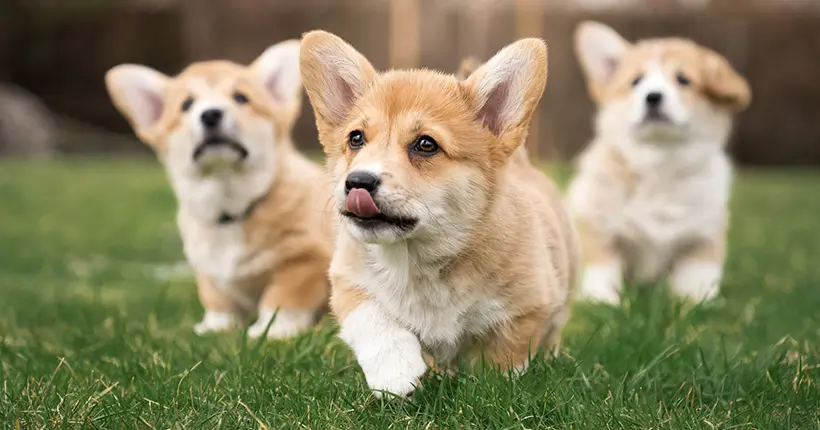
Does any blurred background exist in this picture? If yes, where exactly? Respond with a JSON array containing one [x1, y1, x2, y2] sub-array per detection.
[[1, 0, 818, 165]]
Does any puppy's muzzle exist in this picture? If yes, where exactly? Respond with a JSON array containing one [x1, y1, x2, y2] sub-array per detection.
[[192, 136, 249, 161], [643, 92, 671, 123], [192, 108, 248, 161]]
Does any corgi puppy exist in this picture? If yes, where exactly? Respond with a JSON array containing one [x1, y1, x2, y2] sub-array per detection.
[[567, 22, 751, 304], [105, 41, 333, 338], [299, 31, 579, 397]]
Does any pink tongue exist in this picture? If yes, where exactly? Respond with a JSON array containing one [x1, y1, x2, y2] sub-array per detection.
[[346, 188, 381, 218]]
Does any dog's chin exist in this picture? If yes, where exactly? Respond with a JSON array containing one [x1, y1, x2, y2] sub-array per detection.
[[343, 213, 420, 244], [192, 136, 249, 169], [634, 116, 688, 143]]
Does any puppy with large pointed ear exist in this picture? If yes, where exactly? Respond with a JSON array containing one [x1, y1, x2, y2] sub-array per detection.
[[574, 21, 631, 104], [567, 21, 750, 306], [300, 31, 578, 398], [106, 40, 304, 151], [105, 64, 170, 145], [103, 41, 335, 341], [574, 20, 750, 116]]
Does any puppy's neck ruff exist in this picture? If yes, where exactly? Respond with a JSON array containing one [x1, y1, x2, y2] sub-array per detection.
[[216, 192, 268, 225], [169, 143, 280, 226], [596, 112, 730, 178]]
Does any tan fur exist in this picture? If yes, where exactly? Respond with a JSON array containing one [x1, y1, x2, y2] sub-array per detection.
[[300, 31, 578, 393], [569, 22, 749, 303], [576, 32, 750, 112], [105, 41, 333, 337]]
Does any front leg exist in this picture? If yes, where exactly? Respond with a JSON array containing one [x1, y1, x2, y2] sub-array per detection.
[[333, 287, 427, 398], [194, 274, 245, 335], [670, 235, 725, 302], [247, 254, 329, 340], [577, 219, 624, 304]]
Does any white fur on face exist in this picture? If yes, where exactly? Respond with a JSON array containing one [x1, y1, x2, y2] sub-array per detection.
[[334, 155, 487, 251], [162, 81, 279, 225], [597, 60, 734, 147], [630, 62, 690, 131]]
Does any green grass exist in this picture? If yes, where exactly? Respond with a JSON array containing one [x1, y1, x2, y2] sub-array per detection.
[[1, 157, 819, 429]]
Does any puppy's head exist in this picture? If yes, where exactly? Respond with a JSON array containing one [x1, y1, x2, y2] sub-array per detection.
[[575, 21, 750, 143], [105, 40, 302, 174], [300, 31, 547, 245]]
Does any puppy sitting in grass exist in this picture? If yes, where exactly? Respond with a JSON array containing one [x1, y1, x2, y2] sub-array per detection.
[[300, 31, 579, 397], [567, 22, 751, 304], [105, 41, 332, 339]]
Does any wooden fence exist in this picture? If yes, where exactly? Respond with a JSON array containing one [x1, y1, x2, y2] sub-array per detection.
[[3, 0, 820, 165]]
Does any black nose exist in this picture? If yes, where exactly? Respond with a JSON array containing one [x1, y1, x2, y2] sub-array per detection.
[[200, 109, 223, 128], [345, 171, 381, 193], [645, 92, 663, 107]]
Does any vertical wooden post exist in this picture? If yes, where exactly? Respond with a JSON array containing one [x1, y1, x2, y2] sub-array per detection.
[[515, 0, 544, 160], [389, 0, 421, 69], [459, 0, 491, 63], [179, 0, 215, 62]]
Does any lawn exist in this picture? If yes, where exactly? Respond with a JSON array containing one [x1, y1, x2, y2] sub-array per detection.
[[0, 157, 818, 429]]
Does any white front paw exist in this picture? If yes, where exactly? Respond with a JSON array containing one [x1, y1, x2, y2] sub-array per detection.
[[340, 301, 427, 398], [247, 307, 316, 340], [671, 262, 722, 302], [361, 351, 427, 398], [194, 311, 240, 335], [581, 264, 623, 304]]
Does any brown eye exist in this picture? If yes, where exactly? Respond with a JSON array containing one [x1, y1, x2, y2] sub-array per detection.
[[411, 135, 439, 156], [348, 130, 365, 150], [676, 72, 691, 87], [232, 92, 249, 104], [181, 97, 194, 112], [632, 74, 644, 87]]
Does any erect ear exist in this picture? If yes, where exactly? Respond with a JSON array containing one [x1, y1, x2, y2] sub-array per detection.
[[105, 64, 169, 136], [574, 21, 631, 101], [701, 48, 751, 112], [299, 30, 377, 131], [462, 38, 547, 154], [250, 39, 302, 109]]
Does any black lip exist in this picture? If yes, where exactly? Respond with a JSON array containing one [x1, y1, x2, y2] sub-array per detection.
[[343, 212, 419, 230], [192, 136, 249, 161]]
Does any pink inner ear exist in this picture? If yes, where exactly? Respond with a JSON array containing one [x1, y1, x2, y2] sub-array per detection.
[[477, 80, 511, 136], [147, 92, 164, 124], [604, 57, 619, 80], [265, 69, 284, 104], [324, 74, 355, 123]]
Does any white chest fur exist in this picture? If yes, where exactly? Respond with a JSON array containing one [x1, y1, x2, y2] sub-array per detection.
[[622, 145, 730, 239], [178, 218, 271, 284], [350, 243, 508, 357], [171, 163, 276, 288], [617, 144, 731, 279]]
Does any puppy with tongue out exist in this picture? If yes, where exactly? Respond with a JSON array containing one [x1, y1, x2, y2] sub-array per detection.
[[301, 31, 580, 398], [346, 183, 381, 219]]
